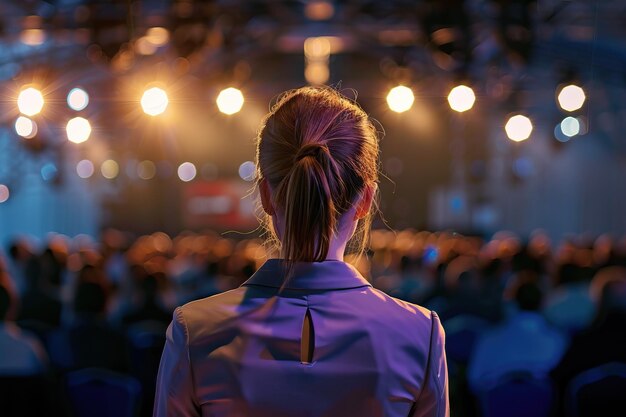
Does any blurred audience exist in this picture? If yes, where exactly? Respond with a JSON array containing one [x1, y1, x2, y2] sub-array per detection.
[[0, 227, 625, 416]]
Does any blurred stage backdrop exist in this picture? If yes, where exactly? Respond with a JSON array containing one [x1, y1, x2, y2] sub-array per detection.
[[1, 0, 626, 243]]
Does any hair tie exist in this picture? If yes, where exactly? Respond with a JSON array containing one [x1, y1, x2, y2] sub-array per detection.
[[295, 143, 329, 162]]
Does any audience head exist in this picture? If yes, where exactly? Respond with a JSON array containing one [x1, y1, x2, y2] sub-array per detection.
[[256, 86, 380, 266], [74, 278, 108, 316], [506, 273, 543, 312], [590, 266, 626, 322]]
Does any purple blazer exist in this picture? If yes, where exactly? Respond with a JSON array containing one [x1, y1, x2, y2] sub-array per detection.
[[154, 259, 449, 417]]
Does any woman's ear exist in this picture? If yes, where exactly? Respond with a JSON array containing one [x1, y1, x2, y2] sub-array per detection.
[[259, 178, 275, 216], [354, 183, 376, 220]]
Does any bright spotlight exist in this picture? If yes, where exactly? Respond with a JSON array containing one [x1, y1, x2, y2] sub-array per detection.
[[447, 85, 476, 112], [238, 161, 256, 182], [67, 88, 89, 111], [101, 160, 120, 179], [0, 185, 9, 203], [557, 85, 586, 112], [216, 88, 244, 115], [505, 115, 533, 142], [76, 160, 95, 179], [560, 116, 580, 137], [386, 86, 414, 113], [141, 87, 169, 116], [178, 162, 197, 182], [66, 117, 92, 144], [17, 87, 44, 116], [15, 116, 37, 138]]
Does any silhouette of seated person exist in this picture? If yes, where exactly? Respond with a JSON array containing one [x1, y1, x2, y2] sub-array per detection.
[[48, 268, 130, 373], [0, 279, 48, 376], [17, 249, 63, 329], [467, 276, 568, 393], [550, 266, 626, 416], [120, 271, 171, 327]]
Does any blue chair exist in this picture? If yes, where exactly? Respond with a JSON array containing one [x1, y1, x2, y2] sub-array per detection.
[[478, 371, 554, 417], [65, 368, 142, 417], [566, 362, 626, 417]]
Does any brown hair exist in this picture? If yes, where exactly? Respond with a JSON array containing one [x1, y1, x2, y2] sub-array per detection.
[[256, 86, 380, 271]]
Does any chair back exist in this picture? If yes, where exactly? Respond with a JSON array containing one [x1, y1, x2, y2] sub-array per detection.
[[566, 361, 626, 417], [65, 368, 141, 417], [478, 371, 554, 417]]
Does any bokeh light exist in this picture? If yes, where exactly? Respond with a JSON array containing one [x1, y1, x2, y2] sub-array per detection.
[[557, 85, 586, 112], [560, 116, 580, 137], [177, 162, 196, 182], [141, 87, 169, 116], [216, 88, 244, 115], [41, 163, 58, 182], [386, 86, 414, 113], [76, 160, 95, 179], [101, 159, 120, 179], [145, 27, 170, 46], [67, 88, 89, 111], [66, 117, 92, 144], [238, 161, 256, 181], [138, 160, 157, 180], [17, 87, 44, 116], [15, 116, 38, 138], [447, 85, 476, 112], [0, 185, 9, 203], [505, 115, 533, 142]]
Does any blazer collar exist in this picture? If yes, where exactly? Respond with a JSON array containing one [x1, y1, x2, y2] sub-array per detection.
[[242, 259, 372, 290]]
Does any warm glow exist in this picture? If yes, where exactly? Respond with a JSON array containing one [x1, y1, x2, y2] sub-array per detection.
[[387, 86, 414, 113], [557, 85, 586, 112], [15, 116, 37, 138], [67, 88, 89, 111], [178, 162, 197, 182], [304, 37, 331, 59], [447, 85, 476, 112], [304, 1, 334, 20], [141, 87, 169, 116], [66, 117, 92, 144], [101, 160, 120, 179], [505, 115, 533, 142], [0, 185, 9, 203], [76, 160, 95, 179], [305, 61, 330, 85], [20, 29, 46, 46], [17, 87, 44, 116], [145, 27, 170, 46], [216, 88, 244, 115]]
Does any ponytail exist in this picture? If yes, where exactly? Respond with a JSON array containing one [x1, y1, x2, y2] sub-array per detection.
[[256, 86, 380, 281]]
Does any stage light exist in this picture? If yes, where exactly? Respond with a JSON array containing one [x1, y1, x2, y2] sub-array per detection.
[[304, 37, 331, 59], [557, 85, 585, 112], [0, 185, 9, 203], [141, 87, 168, 116], [67, 88, 89, 111], [447, 85, 476, 112], [145, 27, 169, 46], [101, 159, 119, 179], [560, 116, 580, 137], [66, 117, 92, 144], [386, 86, 414, 113], [138, 160, 156, 180], [505, 115, 533, 142], [20, 29, 46, 46], [17, 87, 44, 116], [76, 160, 95, 179], [216, 88, 244, 115], [15, 116, 37, 139], [238, 161, 256, 182], [178, 162, 196, 182]]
